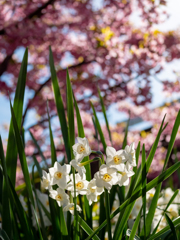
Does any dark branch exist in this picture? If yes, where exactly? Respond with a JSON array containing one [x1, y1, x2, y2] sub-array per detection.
[[22, 59, 95, 126], [0, 0, 55, 35], [0, 53, 13, 76]]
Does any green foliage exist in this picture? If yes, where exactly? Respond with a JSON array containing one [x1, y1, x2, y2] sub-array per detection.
[[0, 48, 180, 240]]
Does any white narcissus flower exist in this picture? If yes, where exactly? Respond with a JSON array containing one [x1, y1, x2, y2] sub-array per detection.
[[67, 173, 89, 197], [63, 203, 82, 215], [123, 143, 136, 167], [106, 146, 125, 171], [94, 164, 118, 192], [41, 170, 51, 190], [116, 165, 134, 186], [86, 179, 104, 205], [72, 137, 91, 162], [70, 159, 86, 177], [49, 162, 71, 189], [49, 187, 69, 207]]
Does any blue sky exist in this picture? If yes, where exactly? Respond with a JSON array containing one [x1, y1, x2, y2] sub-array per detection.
[[1, 0, 180, 140]]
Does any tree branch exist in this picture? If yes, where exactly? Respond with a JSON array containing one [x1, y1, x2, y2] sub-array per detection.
[[0, 0, 56, 35], [22, 59, 95, 126]]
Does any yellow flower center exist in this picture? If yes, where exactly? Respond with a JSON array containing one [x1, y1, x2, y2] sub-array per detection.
[[149, 193, 154, 198], [169, 208, 178, 217], [90, 187, 96, 193], [69, 206, 74, 210], [77, 144, 86, 154], [103, 173, 112, 182], [46, 200, 49, 206], [54, 171, 62, 179], [76, 181, 84, 190], [55, 194, 63, 201], [113, 155, 122, 164], [121, 172, 126, 177]]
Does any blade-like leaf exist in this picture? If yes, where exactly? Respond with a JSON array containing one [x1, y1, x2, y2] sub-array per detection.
[[32, 155, 42, 178], [49, 46, 71, 162], [77, 215, 100, 240], [128, 207, 142, 240], [0, 228, 11, 240], [29, 131, 48, 168], [10, 100, 34, 206], [97, 87, 112, 145], [164, 213, 178, 240], [6, 48, 28, 186], [86, 162, 180, 240], [8, 178, 34, 240], [66, 68, 75, 152], [152, 189, 179, 235], [163, 111, 180, 170], [90, 101, 107, 151], [0, 136, 12, 239], [141, 144, 147, 240], [73, 94, 92, 228], [147, 217, 180, 240], [47, 101, 57, 166]]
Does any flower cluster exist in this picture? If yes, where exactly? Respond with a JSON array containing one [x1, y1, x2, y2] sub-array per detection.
[[41, 137, 136, 214]]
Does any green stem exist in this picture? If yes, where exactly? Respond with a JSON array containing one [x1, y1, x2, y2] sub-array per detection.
[[80, 157, 102, 166], [104, 189, 112, 240], [91, 150, 105, 164], [72, 167, 79, 240]]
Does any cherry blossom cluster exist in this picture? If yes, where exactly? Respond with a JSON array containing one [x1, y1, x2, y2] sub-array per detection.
[[41, 137, 136, 214]]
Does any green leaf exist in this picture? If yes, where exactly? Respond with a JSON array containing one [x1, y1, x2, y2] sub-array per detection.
[[86, 162, 180, 240], [0, 136, 12, 239], [163, 110, 180, 170], [32, 155, 42, 178], [77, 215, 100, 240], [164, 214, 178, 240], [10, 99, 34, 206], [122, 114, 130, 149], [90, 102, 107, 151], [147, 217, 180, 240], [6, 48, 28, 187], [97, 87, 112, 145], [128, 207, 142, 240], [29, 131, 48, 168], [59, 207, 68, 236], [49, 46, 71, 162], [0, 228, 11, 240], [31, 204, 44, 240], [141, 144, 147, 240], [8, 178, 34, 240], [66, 68, 75, 153], [152, 189, 179, 235], [73, 94, 92, 228], [49, 197, 62, 239], [47, 101, 57, 166]]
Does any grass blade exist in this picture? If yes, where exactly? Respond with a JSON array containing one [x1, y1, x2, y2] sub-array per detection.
[[73, 94, 92, 228], [8, 178, 34, 240], [86, 162, 180, 240], [164, 213, 178, 240], [90, 102, 107, 151], [147, 217, 180, 240], [47, 101, 57, 166], [141, 144, 146, 240], [0, 228, 11, 240], [77, 215, 100, 240], [29, 131, 48, 168], [10, 99, 34, 206], [163, 110, 180, 170], [66, 68, 75, 153], [49, 46, 71, 162], [32, 155, 42, 178], [152, 189, 179, 235], [0, 136, 12, 239], [97, 87, 112, 145], [128, 207, 142, 240], [6, 48, 28, 187]]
